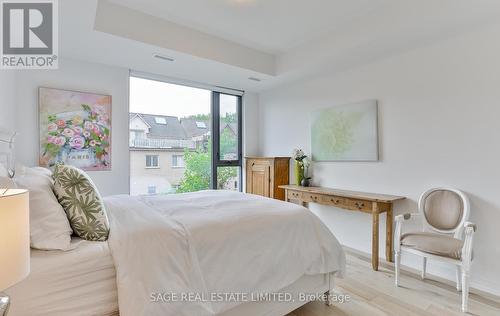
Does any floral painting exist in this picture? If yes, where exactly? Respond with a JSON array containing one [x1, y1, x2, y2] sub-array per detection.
[[39, 87, 112, 170], [311, 100, 378, 161]]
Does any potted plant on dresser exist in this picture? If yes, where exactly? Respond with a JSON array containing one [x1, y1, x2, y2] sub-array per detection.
[[292, 148, 311, 186]]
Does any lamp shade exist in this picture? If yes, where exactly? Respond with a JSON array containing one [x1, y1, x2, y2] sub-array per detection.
[[0, 189, 30, 291]]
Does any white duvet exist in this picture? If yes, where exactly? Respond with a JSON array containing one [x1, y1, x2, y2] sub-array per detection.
[[105, 190, 345, 316]]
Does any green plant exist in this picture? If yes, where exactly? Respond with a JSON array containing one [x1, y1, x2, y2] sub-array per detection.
[[176, 149, 211, 193], [176, 130, 238, 192]]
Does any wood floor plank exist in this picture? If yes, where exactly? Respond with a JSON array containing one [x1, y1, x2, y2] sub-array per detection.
[[370, 294, 434, 316], [335, 279, 378, 301], [426, 304, 464, 316]]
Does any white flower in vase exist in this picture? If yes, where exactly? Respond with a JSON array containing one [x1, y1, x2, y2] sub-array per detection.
[[292, 148, 306, 161]]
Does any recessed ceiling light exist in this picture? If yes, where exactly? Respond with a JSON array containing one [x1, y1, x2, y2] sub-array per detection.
[[153, 53, 175, 62], [248, 77, 261, 82]]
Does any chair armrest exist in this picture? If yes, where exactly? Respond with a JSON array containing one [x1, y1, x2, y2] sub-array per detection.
[[464, 221, 477, 232], [395, 213, 421, 222], [462, 222, 476, 265], [394, 213, 420, 253]]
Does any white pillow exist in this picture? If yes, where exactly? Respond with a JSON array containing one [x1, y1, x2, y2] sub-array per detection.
[[14, 166, 73, 250]]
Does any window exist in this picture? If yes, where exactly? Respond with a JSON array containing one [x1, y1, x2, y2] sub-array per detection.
[[195, 121, 206, 128], [212, 92, 242, 191], [147, 185, 156, 194], [133, 130, 145, 139], [154, 117, 167, 125], [129, 75, 243, 195], [172, 155, 185, 168], [145, 155, 159, 168]]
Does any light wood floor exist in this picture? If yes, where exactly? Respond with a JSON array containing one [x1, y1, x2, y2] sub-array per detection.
[[287, 251, 500, 316]]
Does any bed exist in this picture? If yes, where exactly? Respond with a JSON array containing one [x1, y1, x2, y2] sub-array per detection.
[[6, 190, 345, 316], [5, 239, 119, 316]]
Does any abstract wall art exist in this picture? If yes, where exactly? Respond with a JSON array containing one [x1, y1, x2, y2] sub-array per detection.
[[311, 100, 378, 161]]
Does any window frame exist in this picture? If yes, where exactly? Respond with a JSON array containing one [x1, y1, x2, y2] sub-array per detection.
[[154, 117, 167, 125], [195, 121, 207, 128], [145, 154, 160, 168], [171, 154, 185, 168], [147, 185, 157, 194], [211, 92, 243, 191], [133, 130, 145, 139]]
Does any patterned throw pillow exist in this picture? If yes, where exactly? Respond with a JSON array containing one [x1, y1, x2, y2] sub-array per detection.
[[53, 164, 109, 241]]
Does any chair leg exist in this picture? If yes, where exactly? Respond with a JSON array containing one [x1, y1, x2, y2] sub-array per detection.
[[326, 272, 335, 306], [421, 257, 427, 280], [456, 266, 461, 291], [395, 251, 401, 286], [461, 269, 470, 313]]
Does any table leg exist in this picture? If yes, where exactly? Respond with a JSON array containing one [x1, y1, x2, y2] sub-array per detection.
[[372, 202, 380, 271], [386, 204, 394, 262]]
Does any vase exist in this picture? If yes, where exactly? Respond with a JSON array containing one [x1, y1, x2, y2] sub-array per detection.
[[301, 178, 310, 187], [294, 160, 304, 186], [66, 148, 96, 169]]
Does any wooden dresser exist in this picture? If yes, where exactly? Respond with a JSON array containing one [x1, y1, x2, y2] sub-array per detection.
[[245, 157, 290, 201]]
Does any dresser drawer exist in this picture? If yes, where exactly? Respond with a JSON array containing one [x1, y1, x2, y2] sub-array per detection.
[[287, 190, 302, 200], [320, 195, 346, 207], [346, 199, 372, 212], [302, 192, 323, 203]]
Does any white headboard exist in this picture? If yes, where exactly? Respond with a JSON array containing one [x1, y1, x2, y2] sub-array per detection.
[[0, 129, 17, 179]]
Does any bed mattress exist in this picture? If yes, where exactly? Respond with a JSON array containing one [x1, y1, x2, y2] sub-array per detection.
[[5, 239, 118, 316]]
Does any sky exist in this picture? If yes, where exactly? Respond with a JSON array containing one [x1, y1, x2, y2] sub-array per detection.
[[220, 94, 238, 118], [129, 77, 238, 119], [129, 77, 211, 118]]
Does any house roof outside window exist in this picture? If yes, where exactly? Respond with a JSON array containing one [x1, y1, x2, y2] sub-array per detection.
[[130, 113, 237, 147], [131, 113, 187, 140]]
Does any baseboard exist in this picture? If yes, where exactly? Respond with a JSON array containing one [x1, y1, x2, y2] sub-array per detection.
[[342, 245, 500, 305]]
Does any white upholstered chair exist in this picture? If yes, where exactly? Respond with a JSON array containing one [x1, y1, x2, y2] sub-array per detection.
[[394, 188, 476, 312]]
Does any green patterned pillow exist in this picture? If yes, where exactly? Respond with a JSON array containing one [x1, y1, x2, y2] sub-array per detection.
[[53, 164, 109, 241]]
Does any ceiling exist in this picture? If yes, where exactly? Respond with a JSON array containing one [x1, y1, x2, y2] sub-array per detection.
[[59, 0, 500, 92], [106, 0, 390, 55]]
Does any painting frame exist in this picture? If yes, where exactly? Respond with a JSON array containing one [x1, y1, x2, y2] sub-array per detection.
[[311, 99, 379, 162], [38, 87, 112, 171]]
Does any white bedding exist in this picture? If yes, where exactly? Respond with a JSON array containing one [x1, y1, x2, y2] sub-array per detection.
[[106, 190, 346, 316], [5, 239, 118, 316]]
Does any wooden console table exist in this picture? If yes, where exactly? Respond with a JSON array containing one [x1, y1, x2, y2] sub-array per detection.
[[279, 185, 405, 271]]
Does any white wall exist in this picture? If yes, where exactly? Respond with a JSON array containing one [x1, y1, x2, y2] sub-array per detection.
[[243, 92, 260, 157], [242, 92, 260, 191], [14, 58, 130, 196], [257, 23, 500, 295], [0, 71, 17, 131]]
